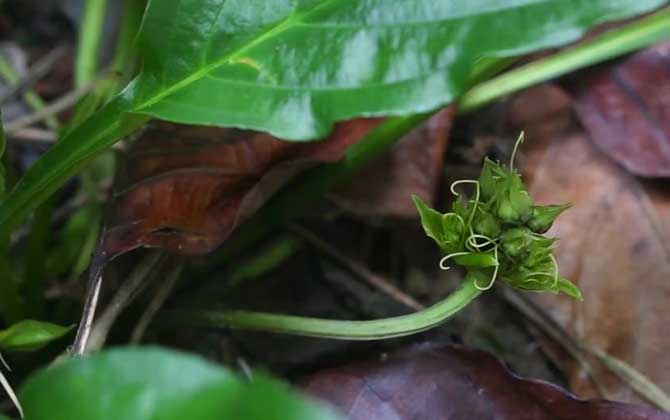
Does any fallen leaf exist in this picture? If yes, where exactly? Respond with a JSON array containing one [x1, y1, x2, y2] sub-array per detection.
[[331, 108, 455, 218], [523, 131, 670, 402], [569, 42, 670, 177], [302, 344, 669, 420], [102, 119, 382, 257]]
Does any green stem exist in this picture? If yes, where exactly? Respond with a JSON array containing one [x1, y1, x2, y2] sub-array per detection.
[[171, 279, 481, 340], [75, 0, 108, 88], [24, 197, 55, 318], [458, 8, 670, 113]]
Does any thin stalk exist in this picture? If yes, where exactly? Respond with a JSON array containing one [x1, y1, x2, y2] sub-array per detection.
[[0, 53, 59, 130], [169, 279, 481, 340], [459, 8, 670, 113], [75, 0, 108, 88]]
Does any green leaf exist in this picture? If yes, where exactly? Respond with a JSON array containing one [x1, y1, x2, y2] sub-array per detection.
[[527, 203, 572, 233], [0, 320, 73, 352], [556, 276, 583, 300], [412, 194, 444, 247], [20, 347, 342, 420], [0, 110, 6, 196], [129, 0, 665, 140]]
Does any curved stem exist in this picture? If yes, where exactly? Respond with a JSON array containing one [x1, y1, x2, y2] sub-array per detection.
[[170, 279, 481, 340]]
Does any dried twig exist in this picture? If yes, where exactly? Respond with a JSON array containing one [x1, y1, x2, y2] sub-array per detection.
[[0, 44, 68, 105], [85, 251, 163, 352], [5, 72, 107, 134], [0, 353, 23, 418]]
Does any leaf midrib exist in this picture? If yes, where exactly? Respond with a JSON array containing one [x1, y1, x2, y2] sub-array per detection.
[[134, 0, 345, 112]]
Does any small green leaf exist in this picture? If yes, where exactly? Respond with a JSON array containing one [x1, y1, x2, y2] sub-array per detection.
[[20, 347, 342, 420], [556, 277, 583, 300], [412, 195, 444, 247], [527, 203, 572, 233], [0, 320, 73, 352]]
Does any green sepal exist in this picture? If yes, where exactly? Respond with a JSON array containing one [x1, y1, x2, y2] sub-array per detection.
[[453, 252, 498, 268], [478, 157, 503, 201], [556, 277, 583, 300], [412, 195, 444, 248], [527, 203, 572, 233]]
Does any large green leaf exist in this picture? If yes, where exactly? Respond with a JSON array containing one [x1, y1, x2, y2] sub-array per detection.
[[0, 0, 665, 237], [0, 320, 73, 352], [129, 0, 664, 139], [20, 347, 341, 420]]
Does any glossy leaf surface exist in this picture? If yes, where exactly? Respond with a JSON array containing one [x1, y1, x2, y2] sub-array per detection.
[[129, 0, 666, 140]]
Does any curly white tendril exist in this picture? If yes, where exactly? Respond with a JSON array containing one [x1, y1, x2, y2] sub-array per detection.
[[509, 131, 525, 171], [450, 179, 480, 226], [522, 255, 559, 289], [439, 252, 470, 270], [473, 246, 500, 291], [466, 233, 497, 252]]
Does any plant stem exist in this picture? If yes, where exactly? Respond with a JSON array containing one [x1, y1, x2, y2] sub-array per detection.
[[458, 8, 670, 113], [75, 0, 108, 88], [169, 278, 481, 340]]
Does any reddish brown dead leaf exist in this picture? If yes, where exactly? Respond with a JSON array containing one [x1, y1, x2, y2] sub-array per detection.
[[523, 131, 670, 403], [302, 344, 669, 420], [569, 42, 670, 177], [103, 119, 382, 257], [331, 108, 455, 218]]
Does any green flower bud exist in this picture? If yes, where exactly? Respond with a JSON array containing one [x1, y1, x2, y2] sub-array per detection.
[[473, 209, 501, 238], [491, 173, 532, 224], [500, 227, 533, 258], [527, 204, 571, 233], [441, 213, 466, 253]]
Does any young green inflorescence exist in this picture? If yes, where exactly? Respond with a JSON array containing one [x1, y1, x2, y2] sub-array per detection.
[[413, 133, 581, 299], [175, 133, 581, 341]]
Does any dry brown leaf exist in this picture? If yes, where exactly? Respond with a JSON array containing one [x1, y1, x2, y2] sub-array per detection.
[[331, 108, 455, 218], [523, 131, 670, 402], [102, 119, 382, 257], [302, 344, 669, 420], [569, 42, 670, 177]]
